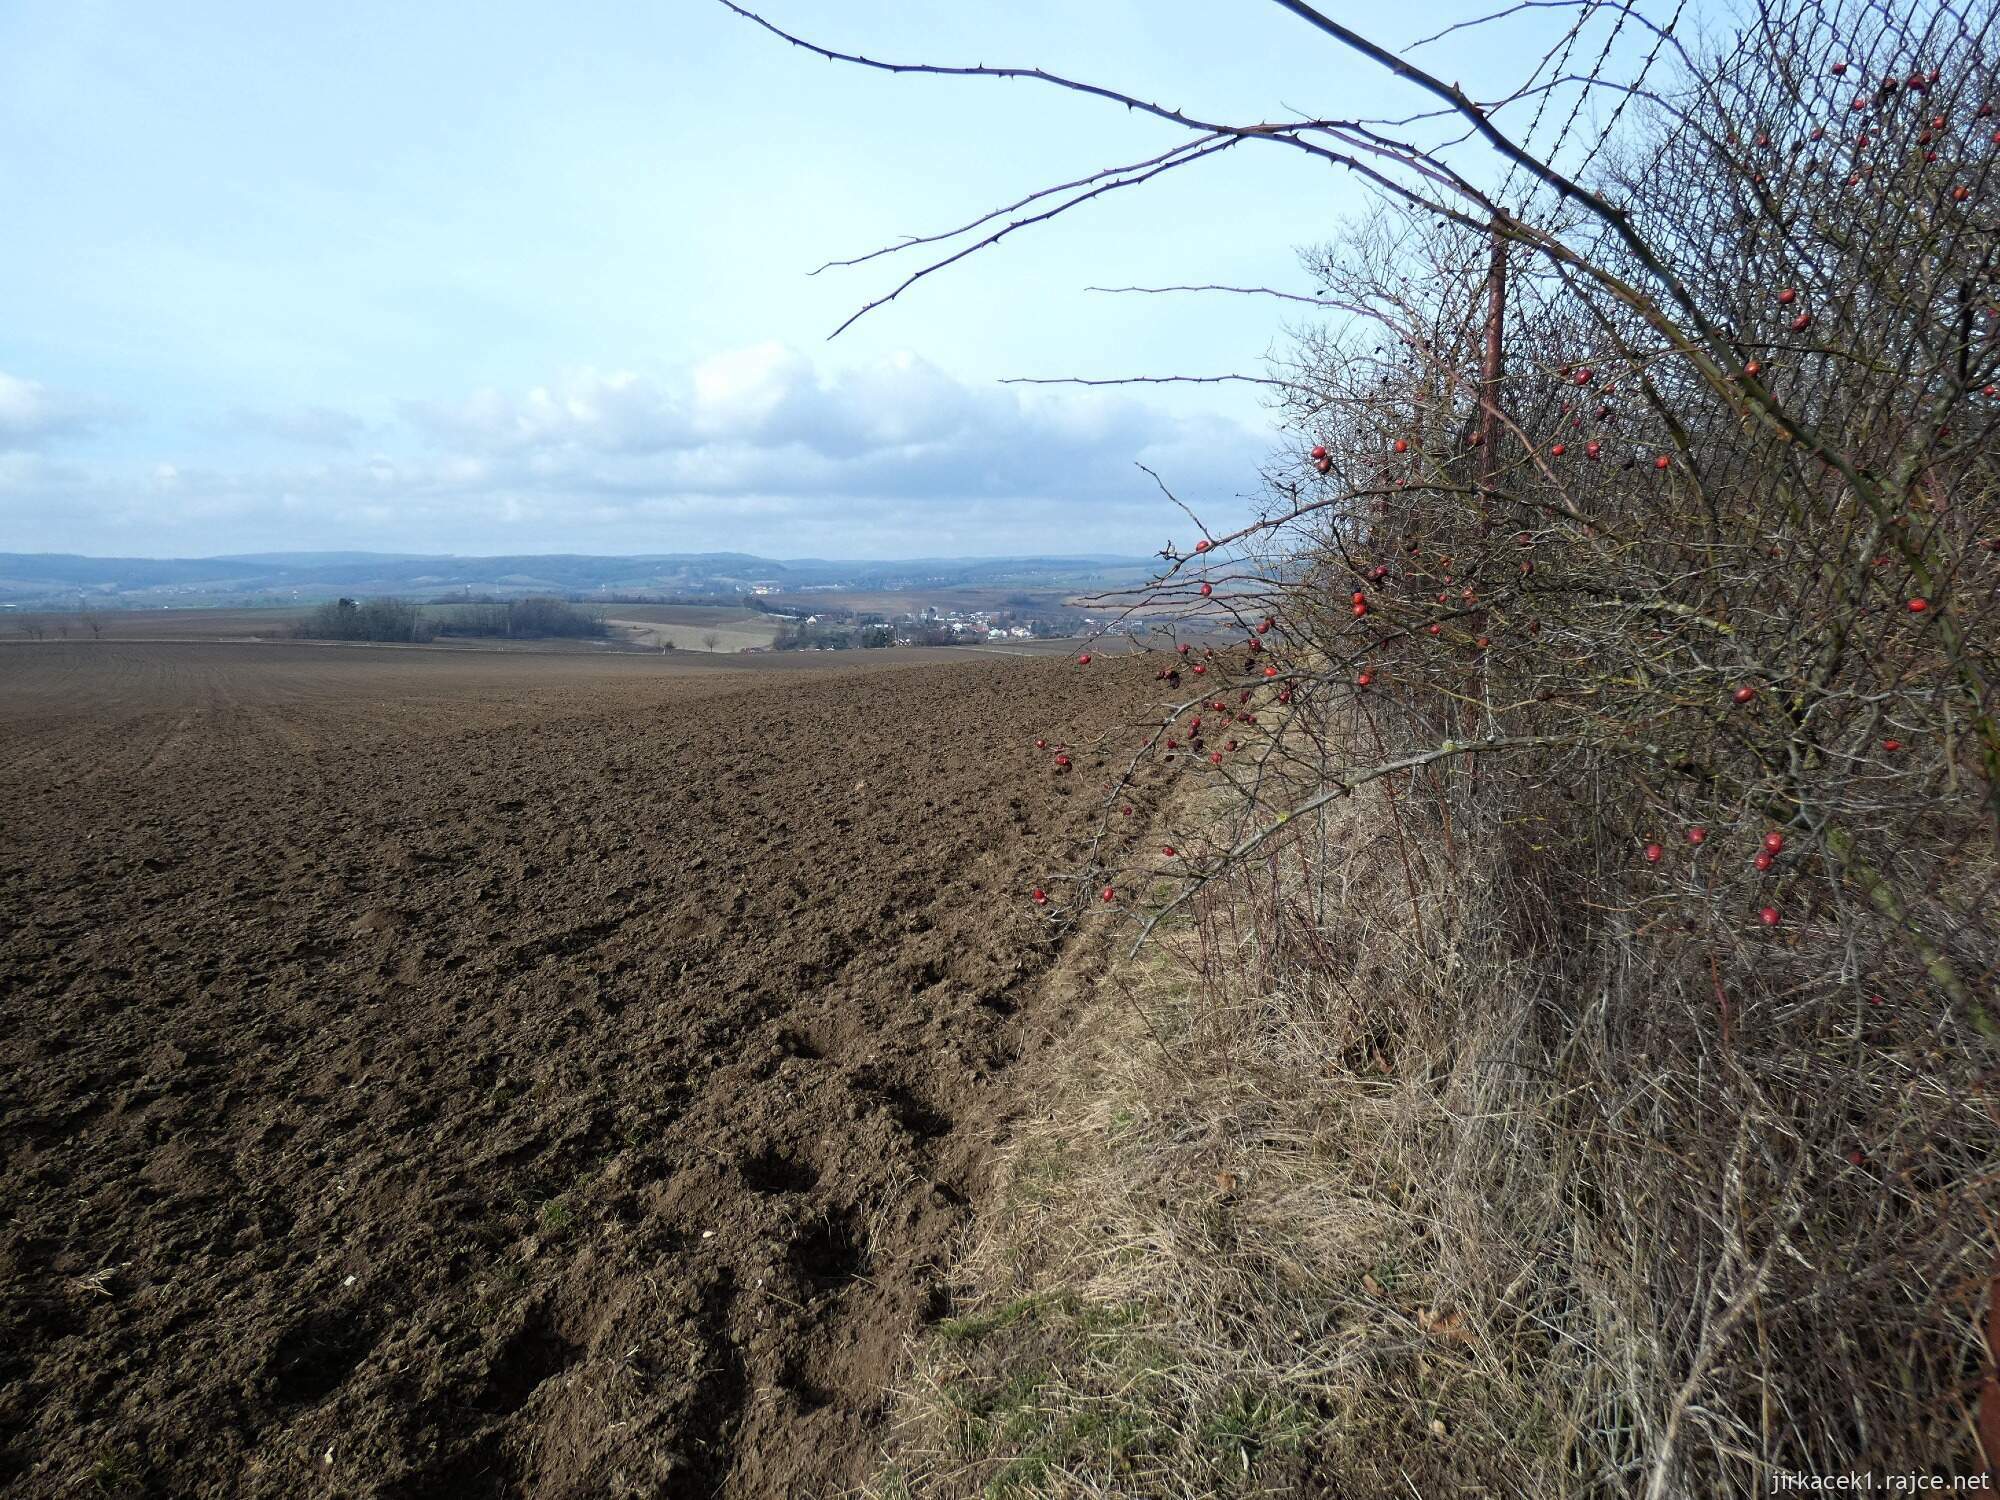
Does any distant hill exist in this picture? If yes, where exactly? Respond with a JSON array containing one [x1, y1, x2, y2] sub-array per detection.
[[210, 551, 439, 566], [0, 551, 1160, 608]]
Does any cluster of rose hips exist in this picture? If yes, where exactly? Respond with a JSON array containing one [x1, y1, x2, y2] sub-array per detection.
[[1711, 56, 1991, 203], [1640, 823, 1796, 928], [1345, 359, 1686, 475], [1330, 545, 1503, 654], [1151, 649, 1281, 771], [1543, 368, 1688, 470], [1034, 644, 1275, 911]]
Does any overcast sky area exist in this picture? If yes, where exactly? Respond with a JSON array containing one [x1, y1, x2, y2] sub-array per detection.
[[1, 1, 1566, 560]]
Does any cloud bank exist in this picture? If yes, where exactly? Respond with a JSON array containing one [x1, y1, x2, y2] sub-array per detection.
[[0, 347, 1272, 557]]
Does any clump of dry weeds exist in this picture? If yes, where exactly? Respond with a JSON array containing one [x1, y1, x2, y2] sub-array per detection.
[[874, 743, 1995, 1496]]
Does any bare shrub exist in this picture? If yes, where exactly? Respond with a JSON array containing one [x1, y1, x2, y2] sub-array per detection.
[[730, 0, 2000, 1488], [1101, 11, 1999, 1487], [437, 596, 607, 640], [294, 596, 433, 643]]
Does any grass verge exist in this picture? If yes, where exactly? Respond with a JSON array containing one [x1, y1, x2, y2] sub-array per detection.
[[869, 769, 1993, 1496]]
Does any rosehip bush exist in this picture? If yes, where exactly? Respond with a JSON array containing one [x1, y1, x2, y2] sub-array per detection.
[[732, 0, 2000, 1486], [1083, 1, 2000, 1485]]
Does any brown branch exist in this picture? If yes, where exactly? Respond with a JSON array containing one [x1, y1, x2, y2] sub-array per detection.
[[1085, 282, 1371, 314], [822, 136, 1242, 338], [810, 137, 1230, 276], [997, 372, 1305, 391]]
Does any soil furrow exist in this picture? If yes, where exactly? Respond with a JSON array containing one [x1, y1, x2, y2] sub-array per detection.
[[0, 641, 1160, 1499]]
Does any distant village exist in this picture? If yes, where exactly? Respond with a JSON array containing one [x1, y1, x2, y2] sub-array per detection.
[[767, 600, 1088, 651]]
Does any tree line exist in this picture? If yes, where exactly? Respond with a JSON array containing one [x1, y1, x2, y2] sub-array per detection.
[[293, 596, 607, 643]]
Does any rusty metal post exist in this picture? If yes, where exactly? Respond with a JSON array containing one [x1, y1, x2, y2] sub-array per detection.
[[1472, 217, 1507, 754], [1478, 215, 1507, 508]]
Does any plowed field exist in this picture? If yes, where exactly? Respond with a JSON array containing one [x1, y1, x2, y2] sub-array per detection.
[[0, 642, 1158, 1498]]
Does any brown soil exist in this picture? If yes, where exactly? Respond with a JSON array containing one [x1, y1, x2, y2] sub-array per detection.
[[0, 642, 1159, 1498]]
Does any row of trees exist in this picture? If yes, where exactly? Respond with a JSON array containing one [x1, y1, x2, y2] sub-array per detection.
[[293, 596, 607, 643], [294, 596, 432, 643], [9, 614, 104, 641], [434, 597, 608, 640]]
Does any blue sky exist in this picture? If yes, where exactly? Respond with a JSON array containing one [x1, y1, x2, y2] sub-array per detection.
[[0, 1, 1556, 559]]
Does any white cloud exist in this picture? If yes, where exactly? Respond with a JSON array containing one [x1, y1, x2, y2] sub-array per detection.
[[401, 370, 697, 455], [0, 372, 120, 449], [1, 345, 1273, 556], [689, 342, 814, 442], [399, 345, 1254, 502]]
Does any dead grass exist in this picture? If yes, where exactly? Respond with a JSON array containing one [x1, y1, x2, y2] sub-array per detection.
[[871, 750, 1997, 1497]]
